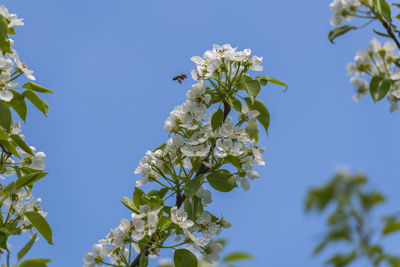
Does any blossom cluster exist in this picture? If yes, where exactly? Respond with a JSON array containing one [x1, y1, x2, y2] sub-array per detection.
[[329, 0, 363, 26], [0, 6, 35, 102], [347, 38, 400, 111], [85, 44, 276, 267], [0, 5, 53, 265]]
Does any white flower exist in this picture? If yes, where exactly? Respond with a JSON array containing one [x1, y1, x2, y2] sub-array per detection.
[[131, 205, 161, 241], [196, 187, 212, 204], [186, 81, 211, 105], [0, 6, 24, 27], [170, 206, 194, 229], [32, 152, 46, 170], [251, 56, 263, 71], [205, 240, 223, 262], [106, 218, 131, 251], [250, 141, 265, 166], [12, 51, 35, 81], [180, 142, 211, 158], [329, 0, 360, 26], [215, 138, 244, 158], [186, 129, 209, 146]]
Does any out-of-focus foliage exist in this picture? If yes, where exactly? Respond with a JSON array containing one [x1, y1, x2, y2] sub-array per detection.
[[306, 171, 400, 267]]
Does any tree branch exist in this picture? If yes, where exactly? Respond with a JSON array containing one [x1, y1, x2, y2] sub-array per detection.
[[129, 101, 232, 267], [382, 21, 400, 50]]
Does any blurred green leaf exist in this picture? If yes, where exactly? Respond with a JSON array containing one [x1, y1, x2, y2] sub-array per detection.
[[223, 252, 253, 262], [325, 251, 356, 267], [17, 234, 37, 261], [373, 0, 392, 22], [328, 25, 358, 43], [24, 211, 53, 244], [383, 217, 400, 235], [8, 90, 27, 122], [23, 82, 53, 94], [19, 258, 51, 267], [16, 171, 47, 189], [23, 91, 50, 116], [0, 101, 11, 132], [10, 134, 34, 156], [174, 249, 198, 267], [0, 139, 20, 158], [369, 76, 391, 102]]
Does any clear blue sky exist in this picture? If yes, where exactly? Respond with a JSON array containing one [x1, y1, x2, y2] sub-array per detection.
[[2, 0, 400, 266]]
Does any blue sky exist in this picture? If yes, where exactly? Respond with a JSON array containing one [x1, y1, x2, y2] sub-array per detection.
[[2, 0, 400, 266]]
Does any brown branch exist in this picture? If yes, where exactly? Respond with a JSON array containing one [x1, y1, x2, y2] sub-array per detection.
[[382, 21, 400, 49], [129, 101, 232, 267]]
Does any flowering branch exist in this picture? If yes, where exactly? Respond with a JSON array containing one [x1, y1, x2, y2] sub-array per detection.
[[85, 44, 286, 267], [0, 5, 53, 267], [327, 0, 400, 112]]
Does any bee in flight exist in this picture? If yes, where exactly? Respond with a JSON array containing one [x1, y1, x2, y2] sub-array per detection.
[[172, 73, 187, 84]]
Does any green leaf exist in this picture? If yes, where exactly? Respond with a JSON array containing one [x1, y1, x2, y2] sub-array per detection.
[[373, 29, 391, 38], [229, 97, 242, 112], [148, 188, 169, 199], [206, 169, 237, 192], [0, 101, 12, 132], [0, 15, 8, 37], [359, 192, 386, 210], [373, 0, 391, 23], [9, 90, 27, 122], [0, 15, 10, 53], [0, 139, 20, 158], [223, 252, 253, 262], [19, 258, 51, 267], [23, 82, 54, 94], [211, 108, 224, 131], [22, 91, 50, 116], [244, 98, 270, 135], [133, 187, 147, 210], [184, 174, 204, 199], [369, 76, 391, 102], [325, 252, 357, 267], [0, 127, 8, 140], [139, 253, 149, 267], [158, 216, 172, 231], [17, 234, 37, 261], [245, 122, 259, 142], [241, 76, 261, 104], [10, 134, 34, 156], [24, 211, 53, 244], [255, 75, 288, 91], [174, 249, 198, 267], [328, 25, 358, 43], [152, 143, 166, 152], [223, 155, 243, 169], [2, 182, 16, 196], [8, 27, 16, 35], [16, 172, 48, 189], [121, 197, 137, 212], [383, 217, 400, 235], [184, 196, 203, 221]]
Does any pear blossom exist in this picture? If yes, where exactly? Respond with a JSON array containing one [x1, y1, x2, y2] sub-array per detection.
[[204, 240, 223, 262], [170, 206, 194, 229]]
